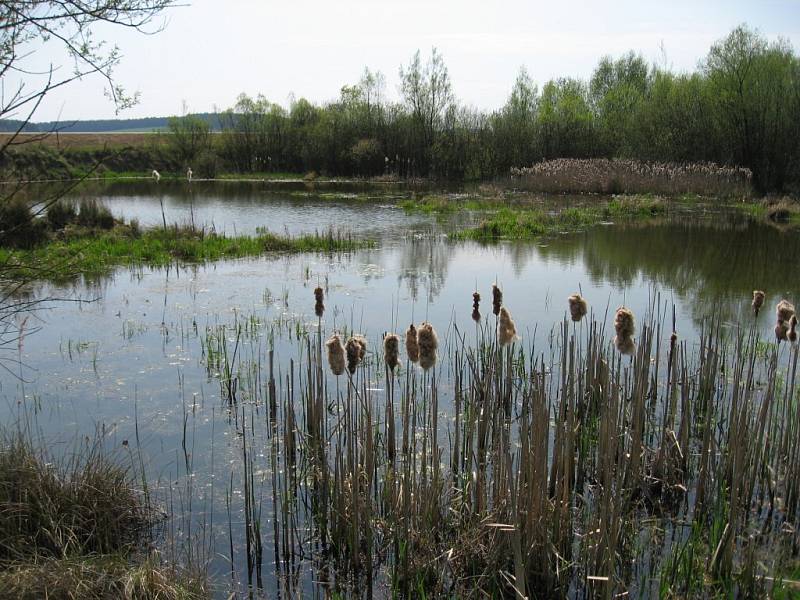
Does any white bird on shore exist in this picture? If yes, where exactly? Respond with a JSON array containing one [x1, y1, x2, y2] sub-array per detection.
[[186, 167, 193, 182], [152, 169, 161, 182]]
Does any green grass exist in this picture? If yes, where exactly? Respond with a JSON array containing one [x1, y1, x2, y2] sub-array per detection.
[[450, 195, 667, 241], [0, 225, 369, 282]]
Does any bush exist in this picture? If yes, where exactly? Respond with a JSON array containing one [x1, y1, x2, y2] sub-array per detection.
[[45, 200, 77, 230], [0, 199, 47, 248], [350, 138, 385, 176], [77, 198, 115, 229], [194, 149, 218, 179]]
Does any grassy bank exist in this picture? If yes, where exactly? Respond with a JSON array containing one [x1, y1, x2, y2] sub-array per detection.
[[0, 433, 206, 599], [401, 193, 668, 240], [0, 223, 369, 282]]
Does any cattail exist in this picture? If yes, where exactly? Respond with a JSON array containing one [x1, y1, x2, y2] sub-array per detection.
[[790, 316, 798, 344], [354, 334, 367, 359], [384, 333, 399, 371], [752, 290, 765, 316], [417, 322, 438, 370], [777, 299, 795, 323], [614, 307, 635, 339], [498, 306, 519, 346], [614, 306, 635, 355], [615, 335, 636, 355], [492, 284, 503, 316], [568, 293, 588, 322], [776, 321, 789, 342], [472, 291, 481, 322], [325, 334, 345, 376], [405, 324, 419, 363], [345, 335, 366, 374], [314, 286, 325, 317]]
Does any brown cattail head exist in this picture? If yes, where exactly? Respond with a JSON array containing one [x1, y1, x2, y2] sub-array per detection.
[[417, 322, 438, 370], [384, 333, 399, 371], [752, 290, 765, 315], [471, 308, 481, 322], [345, 335, 367, 374], [670, 331, 678, 347], [568, 293, 588, 322], [614, 306, 635, 355], [472, 291, 481, 311], [614, 307, 635, 339], [405, 324, 419, 363], [498, 306, 519, 346], [314, 286, 325, 317], [790, 316, 798, 344], [776, 321, 789, 342], [615, 335, 636, 355], [777, 299, 795, 324], [492, 284, 503, 316], [325, 334, 345, 376]]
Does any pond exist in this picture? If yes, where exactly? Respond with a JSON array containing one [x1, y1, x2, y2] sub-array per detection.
[[2, 182, 798, 597]]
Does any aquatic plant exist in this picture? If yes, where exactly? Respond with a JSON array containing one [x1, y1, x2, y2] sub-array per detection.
[[314, 286, 324, 317], [776, 299, 795, 323], [789, 316, 797, 343], [498, 307, 519, 346], [492, 284, 503, 316], [752, 290, 765, 316], [325, 334, 345, 375], [568, 292, 588, 322], [345, 335, 367, 374], [613, 306, 635, 354], [510, 158, 752, 197], [384, 333, 399, 371], [472, 291, 481, 322], [417, 322, 438, 370], [405, 324, 419, 363]]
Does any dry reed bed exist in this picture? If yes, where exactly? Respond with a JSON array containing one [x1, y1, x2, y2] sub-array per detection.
[[510, 158, 753, 197], [197, 291, 800, 598]]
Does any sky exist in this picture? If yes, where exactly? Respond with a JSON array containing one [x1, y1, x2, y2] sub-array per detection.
[[8, 0, 800, 122]]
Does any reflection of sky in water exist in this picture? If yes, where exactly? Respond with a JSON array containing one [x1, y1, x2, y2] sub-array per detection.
[[2, 193, 798, 594]]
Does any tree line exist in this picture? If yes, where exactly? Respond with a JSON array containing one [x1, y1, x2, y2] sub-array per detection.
[[169, 25, 799, 193]]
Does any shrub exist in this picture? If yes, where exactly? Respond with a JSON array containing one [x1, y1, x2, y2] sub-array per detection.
[[194, 149, 218, 179], [0, 198, 47, 248], [77, 198, 115, 229], [45, 200, 77, 230]]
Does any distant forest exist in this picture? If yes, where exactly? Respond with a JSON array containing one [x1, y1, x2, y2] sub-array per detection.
[[4, 25, 800, 193], [0, 113, 223, 133]]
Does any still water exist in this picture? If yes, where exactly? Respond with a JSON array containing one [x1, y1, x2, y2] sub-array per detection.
[[2, 183, 797, 595]]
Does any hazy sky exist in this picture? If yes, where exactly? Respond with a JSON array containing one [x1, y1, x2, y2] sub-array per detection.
[[10, 0, 800, 122]]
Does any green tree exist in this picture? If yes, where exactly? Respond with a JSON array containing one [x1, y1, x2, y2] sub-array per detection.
[[704, 25, 800, 191], [400, 48, 455, 175], [590, 52, 649, 155], [167, 114, 211, 166]]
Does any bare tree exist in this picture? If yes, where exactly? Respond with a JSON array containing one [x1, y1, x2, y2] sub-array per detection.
[[0, 1, 178, 370]]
